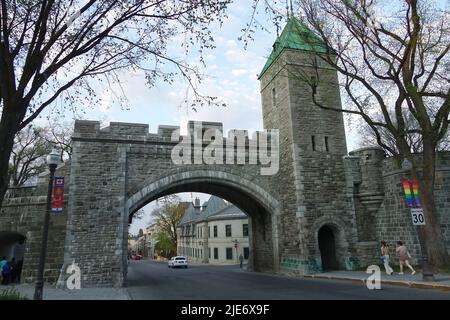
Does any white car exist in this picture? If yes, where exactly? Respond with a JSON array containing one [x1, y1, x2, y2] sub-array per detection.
[[168, 256, 188, 268]]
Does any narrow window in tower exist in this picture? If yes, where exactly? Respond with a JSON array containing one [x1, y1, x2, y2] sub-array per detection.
[[311, 76, 317, 94], [325, 136, 329, 152], [311, 136, 316, 151], [272, 87, 277, 108]]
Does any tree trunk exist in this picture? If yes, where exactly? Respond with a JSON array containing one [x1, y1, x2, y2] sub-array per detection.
[[0, 109, 22, 209], [417, 144, 450, 269]]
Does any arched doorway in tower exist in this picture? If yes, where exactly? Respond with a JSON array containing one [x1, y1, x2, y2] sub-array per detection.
[[318, 225, 338, 271], [0, 231, 26, 283]]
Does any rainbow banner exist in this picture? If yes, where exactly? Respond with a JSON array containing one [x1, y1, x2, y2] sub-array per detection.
[[411, 180, 422, 208], [402, 180, 414, 208], [402, 180, 421, 208]]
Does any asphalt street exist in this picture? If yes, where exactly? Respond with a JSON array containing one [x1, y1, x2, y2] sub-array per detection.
[[125, 259, 450, 300]]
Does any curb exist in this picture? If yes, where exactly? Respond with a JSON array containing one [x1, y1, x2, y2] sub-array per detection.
[[304, 274, 450, 291]]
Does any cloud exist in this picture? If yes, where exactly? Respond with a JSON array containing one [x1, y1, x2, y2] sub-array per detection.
[[231, 69, 248, 76], [99, 90, 113, 113]]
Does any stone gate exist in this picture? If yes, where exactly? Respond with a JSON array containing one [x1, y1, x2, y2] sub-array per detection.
[[1, 17, 449, 287]]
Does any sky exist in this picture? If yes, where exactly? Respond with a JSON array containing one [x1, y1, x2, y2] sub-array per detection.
[[33, 1, 370, 235]]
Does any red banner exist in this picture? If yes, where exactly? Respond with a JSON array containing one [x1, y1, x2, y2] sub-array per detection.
[[51, 177, 64, 213]]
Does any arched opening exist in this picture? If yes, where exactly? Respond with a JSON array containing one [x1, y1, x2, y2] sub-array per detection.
[[124, 172, 280, 286], [127, 192, 253, 285], [0, 231, 26, 284], [318, 226, 338, 271]]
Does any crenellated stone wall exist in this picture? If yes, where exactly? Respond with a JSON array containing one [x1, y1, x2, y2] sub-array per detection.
[[0, 162, 70, 284], [345, 150, 450, 267]]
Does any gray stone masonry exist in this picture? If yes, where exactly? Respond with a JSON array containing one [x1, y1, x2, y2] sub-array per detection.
[[1, 25, 449, 287]]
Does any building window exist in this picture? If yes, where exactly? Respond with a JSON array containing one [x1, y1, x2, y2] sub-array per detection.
[[213, 226, 218, 237], [225, 225, 232, 237], [271, 87, 277, 108], [209, 247, 211, 259], [226, 248, 233, 260], [214, 248, 218, 259], [209, 226, 211, 238], [244, 247, 249, 259], [311, 136, 316, 151], [243, 224, 249, 237], [200, 249, 202, 258], [325, 136, 329, 152]]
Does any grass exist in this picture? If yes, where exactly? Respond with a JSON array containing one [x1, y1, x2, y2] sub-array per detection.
[[0, 287, 28, 300]]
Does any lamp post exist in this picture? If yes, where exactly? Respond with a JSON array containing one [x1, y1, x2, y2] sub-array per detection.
[[401, 159, 434, 282], [232, 239, 239, 263], [34, 148, 60, 300]]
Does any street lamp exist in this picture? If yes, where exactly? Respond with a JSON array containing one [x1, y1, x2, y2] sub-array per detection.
[[34, 148, 60, 300], [232, 239, 239, 263], [401, 159, 434, 282]]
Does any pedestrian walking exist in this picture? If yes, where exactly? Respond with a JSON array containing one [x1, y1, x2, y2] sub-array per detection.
[[380, 241, 393, 275], [9, 258, 18, 283], [0, 256, 6, 284], [239, 254, 244, 269], [16, 260, 23, 283], [396, 241, 416, 275], [1, 260, 11, 285]]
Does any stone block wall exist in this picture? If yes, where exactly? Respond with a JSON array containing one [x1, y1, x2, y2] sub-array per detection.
[[1, 162, 70, 284], [57, 120, 283, 286], [375, 152, 450, 266]]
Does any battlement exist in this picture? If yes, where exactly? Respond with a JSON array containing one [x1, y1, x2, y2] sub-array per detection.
[[72, 120, 278, 149], [382, 151, 450, 176]]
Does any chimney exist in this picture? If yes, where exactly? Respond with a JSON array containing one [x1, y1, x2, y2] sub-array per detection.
[[194, 198, 200, 208]]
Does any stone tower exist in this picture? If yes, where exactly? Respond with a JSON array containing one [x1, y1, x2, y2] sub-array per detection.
[[259, 17, 359, 273]]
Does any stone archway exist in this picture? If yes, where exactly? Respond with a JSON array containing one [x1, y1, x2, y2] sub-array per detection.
[[123, 170, 281, 284], [318, 226, 338, 271], [0, 231, 26, 259], [311, 217, 352, 271], [0, 231, 26, 283]]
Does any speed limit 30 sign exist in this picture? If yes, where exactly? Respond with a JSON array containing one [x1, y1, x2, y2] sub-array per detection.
[[410, 208, 426, 225]]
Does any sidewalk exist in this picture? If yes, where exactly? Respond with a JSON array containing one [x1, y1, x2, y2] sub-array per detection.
[[304, 271, 450, 291], [5, 284, 130, 300]]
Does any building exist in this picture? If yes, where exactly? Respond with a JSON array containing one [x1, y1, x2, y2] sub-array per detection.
[[177, 196, 250, 264], [146, 223, 157, 258], [1, 17, 449, 287]]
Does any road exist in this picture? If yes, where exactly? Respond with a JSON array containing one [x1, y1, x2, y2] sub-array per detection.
[[125, 259, 450, 300]]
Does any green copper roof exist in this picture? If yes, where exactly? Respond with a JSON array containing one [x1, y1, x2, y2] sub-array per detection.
[[259, 17, 328, 78]]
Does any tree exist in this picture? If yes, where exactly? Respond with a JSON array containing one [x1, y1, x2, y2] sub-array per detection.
[[132, 208, 146, 220], [284, 0, 450, 268], [0, 0, 231, 209], [9, 125, 51, 186], [356, 111, 450, 154], [8, 122, 73, 187], [42, 121, 74, 161], [154, 230, 174, 258], [151, 195, 187, 257]]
